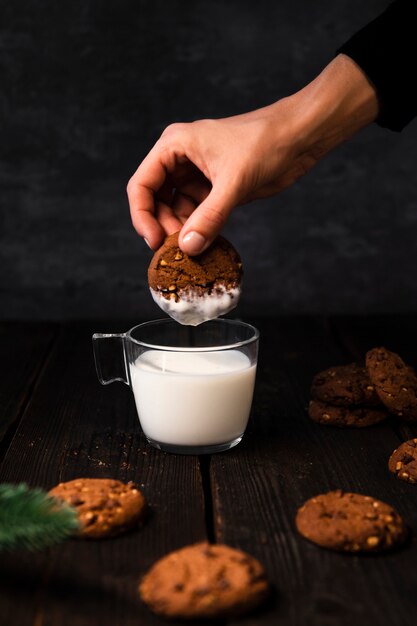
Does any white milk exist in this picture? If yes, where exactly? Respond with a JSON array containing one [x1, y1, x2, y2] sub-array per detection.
[[129, 350, 256, 446]]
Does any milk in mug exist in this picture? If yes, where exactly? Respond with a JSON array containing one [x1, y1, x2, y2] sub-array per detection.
[[129, 349, 256, 446]]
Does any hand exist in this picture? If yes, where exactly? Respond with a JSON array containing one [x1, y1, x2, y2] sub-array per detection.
[[127, 54, 378, 255], [127, 103, 306, 254]]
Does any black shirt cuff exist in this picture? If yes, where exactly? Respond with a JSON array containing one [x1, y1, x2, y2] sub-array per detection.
[[337, 0, 417, 131]]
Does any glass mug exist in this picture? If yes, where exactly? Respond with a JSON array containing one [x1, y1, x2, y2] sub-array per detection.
[[92, 319, 259, 455]]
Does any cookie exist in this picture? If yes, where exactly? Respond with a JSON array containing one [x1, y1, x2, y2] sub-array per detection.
[[296, 490, 407, 552], [366, 347, 417, 422], [311, 363, 380, 407], [308, 399, 388, 428], [388, 439, 417, 483], [49, 478, 147, 539], [148, 231, 243, 326], [139, 542, 269, 619]]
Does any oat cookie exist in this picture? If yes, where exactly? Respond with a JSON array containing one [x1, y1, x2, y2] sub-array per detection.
[[366, 347, 417, 422], [308, 399, 388, 428], [49, 478, 147, 538], [139, 542, 269, 619], [388, 439, 417, 483], [148, 231, 243, 326], [296, 490, 407, 552], [311, 363, 380, 407]]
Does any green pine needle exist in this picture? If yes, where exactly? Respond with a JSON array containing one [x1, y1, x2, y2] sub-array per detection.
[[0, 483, 80, 551]]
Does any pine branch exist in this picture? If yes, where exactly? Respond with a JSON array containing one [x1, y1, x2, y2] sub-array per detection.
[[0, 483, 80, 551]]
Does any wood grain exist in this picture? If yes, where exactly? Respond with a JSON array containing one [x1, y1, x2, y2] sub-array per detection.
[[211, 317, 417, 626], [2, 318, 417, 626], [0, 322, 57, 450], [0, 323, 207, 626]]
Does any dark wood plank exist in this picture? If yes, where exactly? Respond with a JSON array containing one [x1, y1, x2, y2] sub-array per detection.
[[0, 323, 207, 626], [0, 322, 57, 447], [210, 317, 417, 626]]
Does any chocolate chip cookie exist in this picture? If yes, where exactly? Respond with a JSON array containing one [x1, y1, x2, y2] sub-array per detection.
[[311, 363, 379, 407], [366, 347, 417, 422], [148, 231, 243, 326], [308, 399, 388, 428], [388, 439, 417, 483], [139, 542, 269, 619], [49, 478, 147, 539], [296, 490, 407, 552]]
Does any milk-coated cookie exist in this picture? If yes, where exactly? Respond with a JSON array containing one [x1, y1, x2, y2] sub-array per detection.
[[139, 542, 269, 619], [296, 490, 407, 552], [311, 363, 380, 407], [366, 347, 417, 422], [148, 231, 243, 326], [308, 399, 388, 428], [49, 478, 147, 539], [388, 439, 417, 483]]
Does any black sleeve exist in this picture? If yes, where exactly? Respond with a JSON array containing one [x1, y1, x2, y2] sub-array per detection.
[[337, 0, 417, 131]]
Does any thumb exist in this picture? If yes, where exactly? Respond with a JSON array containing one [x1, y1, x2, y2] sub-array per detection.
[[179, 184, 237, 255]]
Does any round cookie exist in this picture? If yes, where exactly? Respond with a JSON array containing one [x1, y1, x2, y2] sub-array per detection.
[[296, 490, 407, 552], [308, 399, 388, 428], [148, 231, 243, 326], [49, 478, 147, 539], [388, 439, 417, 483], [366, 347, 417, 422], [139, 542, 269, 619], [311, 363, 380, 407]]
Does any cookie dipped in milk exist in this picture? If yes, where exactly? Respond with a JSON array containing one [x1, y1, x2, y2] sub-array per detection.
[[148, 232, 242, 326]]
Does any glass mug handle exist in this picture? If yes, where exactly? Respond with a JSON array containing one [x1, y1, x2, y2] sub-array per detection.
[[92, 333, 129, 386]]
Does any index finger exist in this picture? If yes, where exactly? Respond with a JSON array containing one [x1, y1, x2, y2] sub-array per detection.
[[127, 141, 169, 249]]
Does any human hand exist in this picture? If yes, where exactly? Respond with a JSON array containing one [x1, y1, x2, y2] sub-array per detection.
[[127, 103, 305, 255], [127, 54, 378, 255]]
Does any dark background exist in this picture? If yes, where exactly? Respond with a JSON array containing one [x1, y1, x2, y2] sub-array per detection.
[[1, 0, 416, 321]]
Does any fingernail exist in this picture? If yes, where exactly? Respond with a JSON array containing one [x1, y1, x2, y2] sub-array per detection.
[[144, 238, 152, 249], [182, 231, 206, 255]]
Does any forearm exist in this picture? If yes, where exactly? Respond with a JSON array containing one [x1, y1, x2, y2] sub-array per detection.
[[283, 53, 379, 163]]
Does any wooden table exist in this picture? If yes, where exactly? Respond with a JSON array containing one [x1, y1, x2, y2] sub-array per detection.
[[1, 317, 417, 626]]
